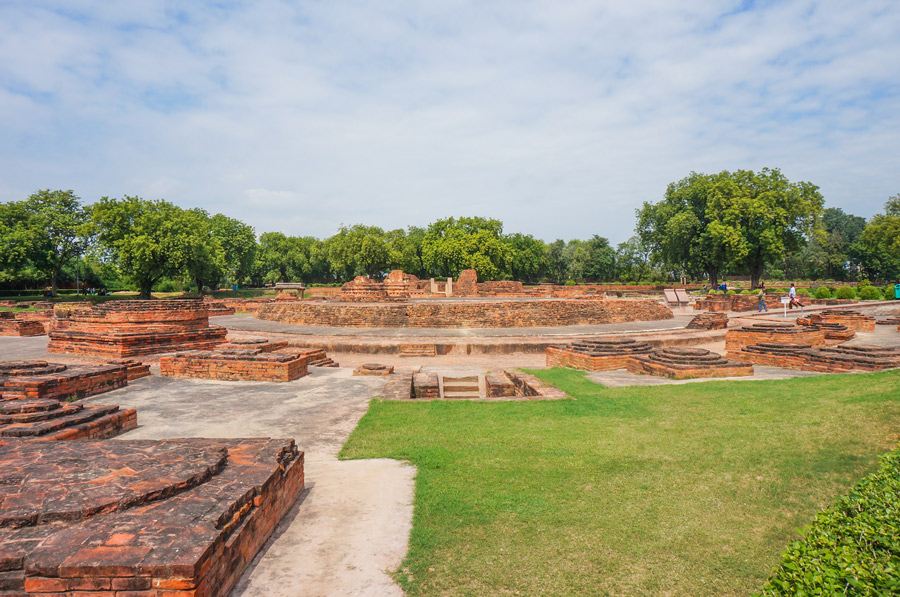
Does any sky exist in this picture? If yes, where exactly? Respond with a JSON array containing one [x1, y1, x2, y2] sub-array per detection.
[[1, 0, 898, 245]]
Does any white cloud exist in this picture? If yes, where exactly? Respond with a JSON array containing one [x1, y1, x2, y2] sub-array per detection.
[[0, 0, 898, 243]]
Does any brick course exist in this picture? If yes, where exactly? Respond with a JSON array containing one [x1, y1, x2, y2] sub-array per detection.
[[725, 323, 826, 352]]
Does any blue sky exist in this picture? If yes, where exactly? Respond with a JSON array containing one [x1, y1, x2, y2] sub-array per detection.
[[1, 0, 898, 244]]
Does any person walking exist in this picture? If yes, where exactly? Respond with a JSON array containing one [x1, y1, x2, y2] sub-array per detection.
[[757, 286, 768, 312], [788, 283, 803, 312]]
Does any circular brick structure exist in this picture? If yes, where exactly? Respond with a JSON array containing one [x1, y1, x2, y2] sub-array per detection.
[[257, 298, 674, 329], [0, 440, 227, 528]]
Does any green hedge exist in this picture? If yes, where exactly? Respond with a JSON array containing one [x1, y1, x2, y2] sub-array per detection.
[[814, 287, 833, 299], [858, 286, 882, 301], [759, 446, 900, 595], [836, 287, 857, 300]]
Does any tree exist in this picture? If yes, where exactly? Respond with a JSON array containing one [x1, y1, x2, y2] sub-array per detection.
[[421, 217, 509, 279], [706, 168, 824, 289], [545, 239, 568, 284], [615, 236, 652, 282], [582, 235, 617, 282], [637, 172, 730, 288], [0, 200, 32, 283], [386, 226, 427, 278], [210, 213, 257, 287], [91, 196, 209, 299], [502, 233, 546, 283], [854, 195, 900, 282], [327, 225, 392, 280], [22, 190, 92, 296]]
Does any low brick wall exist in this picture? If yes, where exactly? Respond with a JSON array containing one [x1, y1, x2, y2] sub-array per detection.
[[545, 347, 636, 372], [0, 312, 46, 336], [731, 343, 900, 372], [257, 298, 673, 328]]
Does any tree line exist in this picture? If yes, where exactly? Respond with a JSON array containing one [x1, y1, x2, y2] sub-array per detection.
[[1, 171, 898, 297]]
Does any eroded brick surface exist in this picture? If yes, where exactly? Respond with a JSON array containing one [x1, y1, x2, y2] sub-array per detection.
[[725, 323, 826, 352], [546, 339, 654, 371], [0, 438, 304, 597], [626, 347, 753, 379], [731, 343, 900, 372]]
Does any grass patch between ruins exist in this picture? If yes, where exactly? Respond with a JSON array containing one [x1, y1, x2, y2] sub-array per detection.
[[340, 368, 900, 596]]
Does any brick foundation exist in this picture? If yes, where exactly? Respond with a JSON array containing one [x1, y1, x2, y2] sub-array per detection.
[[258, 298, 673, 328], [730, 343, 900, 372], [725, 323, 826, 352], [0, 312, 46, 337], [159, 345, 310, 382], [546, 339, 654, 371], [48, 300, 228, 357], [686, 312, 728, 330], [0, 361, 128, 401], [0, 437, 304, 596], [626, 347, 753, 379]]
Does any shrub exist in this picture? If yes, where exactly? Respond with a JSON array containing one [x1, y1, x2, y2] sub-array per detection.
[[726, 290, 736, 295], [154, 279, 181, 293], [565, 280, 576, 286], [759, 447, 900, 596], [858, 286, 881, 301], [716, 290, 725, 294], [796, 288, 810, 296], [885, 286, 898, 300], [814, 286, 833, 299], [835, 286, 856, 300], [742, 289, 753, 294]]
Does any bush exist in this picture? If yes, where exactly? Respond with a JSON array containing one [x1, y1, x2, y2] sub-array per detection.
[[726, 290, 736, 295], [565, 280, 576, 286], [835, 286, 856, 300], [153, 280, 182, 293], [814, 286, 833, 299], [885, 286, 897, 300], [716, 290, 725, 294], [742, 289, 753, 294], [796, 288, 810, 296], [759, 447, 900, 596], [858, 286, 881, 301]]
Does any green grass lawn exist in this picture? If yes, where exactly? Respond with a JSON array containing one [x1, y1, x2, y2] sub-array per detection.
[[340, 368, 900, 596]]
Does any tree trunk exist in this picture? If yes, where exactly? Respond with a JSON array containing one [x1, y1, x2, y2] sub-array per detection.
[[707, 266, 718, 290], [196, 278, 204, 294], [51, 271, 58, 297]]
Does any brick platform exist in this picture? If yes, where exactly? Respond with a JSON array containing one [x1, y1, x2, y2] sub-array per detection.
[[353, 363, 394, 376], [338, 276, 402, 302], [159, 345, 309, 382], [258, 298, 673, 328], [686, 312, 729, 330], [0, 312, 46, 337], [813, 310, 875, 332], [0, 437, 304, 596], [725, 322, 826, 352], [546, 338, 654, 371], [0, 361, 128, 401], [48, 300, 228, 357], [795, 316, 855, 343], [626, 347, 754, 379], [731, 343, 900, 372]]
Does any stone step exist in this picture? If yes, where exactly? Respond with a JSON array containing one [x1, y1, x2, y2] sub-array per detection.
[[442, 390, 481, 399], [443, 383, 479, 392]]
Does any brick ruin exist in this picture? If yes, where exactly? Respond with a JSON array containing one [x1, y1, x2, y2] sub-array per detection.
[[694, 293, 856, 312], [257, 298, 673, 328], [810, 309, 876, 332], [626, 347, 753, 379], [337, 276, 401, 302], [724, 322, 826, 352], [0, 311, 46, 337], [686, 312, 729, 330], [0, 437, 304, 596], [547, 341, 751, 379], [546, 339, 653, 371], [795, 316, 856, 343], [353, 363, 395, 376], [729, 343, 900, 373], [159, 338, 336, 382], [48, 300, 228, 357], [0, 361, 137, 440]]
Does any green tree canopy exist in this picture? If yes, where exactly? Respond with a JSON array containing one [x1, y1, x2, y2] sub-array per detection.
[[21, 190, 92, 295], [91, 196, 209, 299], [854, 195, 900, 282], [421, 216, 508, 279]]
